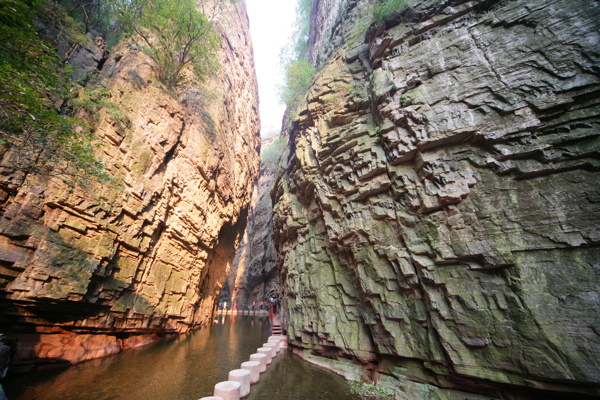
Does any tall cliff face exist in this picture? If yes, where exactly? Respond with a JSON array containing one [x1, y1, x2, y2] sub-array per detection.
[[0, 1, 260, 372], [227, 137, 280, 308], [272, 0, 600, 398]]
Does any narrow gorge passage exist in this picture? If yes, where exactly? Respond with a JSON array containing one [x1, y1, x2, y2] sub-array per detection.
[[1, 0, 599, 399]]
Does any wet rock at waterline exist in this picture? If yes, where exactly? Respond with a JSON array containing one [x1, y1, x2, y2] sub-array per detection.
[[272, 0, 600, 398], [0, 1, 260, 372]]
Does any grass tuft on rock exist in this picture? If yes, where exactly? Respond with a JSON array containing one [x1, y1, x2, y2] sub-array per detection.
[[349, 380, 394, 399]]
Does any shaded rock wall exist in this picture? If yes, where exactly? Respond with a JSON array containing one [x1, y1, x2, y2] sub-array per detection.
[[272, 0, 600, 398], [0, 1, 260, 371], [228, 137, 280, 308]]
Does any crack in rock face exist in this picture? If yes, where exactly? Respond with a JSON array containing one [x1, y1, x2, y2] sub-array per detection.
[[272, 0, 600, 397]]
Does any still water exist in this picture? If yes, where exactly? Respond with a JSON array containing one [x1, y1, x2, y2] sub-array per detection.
[[3, 315, 356, 400]]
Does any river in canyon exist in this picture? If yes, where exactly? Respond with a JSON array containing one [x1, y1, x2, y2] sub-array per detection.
[[3, 315, 356, 400]]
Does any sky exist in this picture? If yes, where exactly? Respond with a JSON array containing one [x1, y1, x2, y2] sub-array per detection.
[[245, 0, 297, 138]]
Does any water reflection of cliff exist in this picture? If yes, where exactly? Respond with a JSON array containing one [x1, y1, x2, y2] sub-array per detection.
[[5, 316, 270, 400]]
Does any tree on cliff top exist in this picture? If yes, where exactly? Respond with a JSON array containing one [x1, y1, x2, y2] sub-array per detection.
[[112, 0, 221, 89]]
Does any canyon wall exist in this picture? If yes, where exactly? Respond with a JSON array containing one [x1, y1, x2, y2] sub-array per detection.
[[0, 1, 260, 371], [272, 0, 600, 398], [227, 136, 280, 308]]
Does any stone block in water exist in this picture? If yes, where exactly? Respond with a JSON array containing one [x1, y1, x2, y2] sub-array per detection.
[[263, 342, 278, 356], [240, 361, 260, 383], [214, 381, 241, 400], [256, 347, 272, 364], [249, 353, 267, 372], [228, 369, 251, 398], [268, 335, 288, 349], [267, 338, 281, 352]]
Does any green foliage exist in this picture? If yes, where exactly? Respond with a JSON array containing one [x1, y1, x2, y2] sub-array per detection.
[[0, 0, 114, 184], [104, 102, 130, 127], [0, 0, 230, 187], [349, 380, 394, 399], [260, 137, 283, 172], [280, 60, 315, 108], [111, 0, 221, 89], [350, 0, 408, 46], [373, 0, 409, 24], [71, 86, 130, 128], [293, 0, 312, 59], [57, 0, 124, 49], [71, 87, 112, 112], [38, 0, 91, 52], [278, 0, 315, 109]]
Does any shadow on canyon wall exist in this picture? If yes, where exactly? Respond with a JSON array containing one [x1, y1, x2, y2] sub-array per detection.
[[0, 225, 175, 374]]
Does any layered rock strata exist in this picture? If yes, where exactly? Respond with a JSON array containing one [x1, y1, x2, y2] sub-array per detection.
[[228, 137, 280, 307], [0, 1, 260, 371], [272, 0, 600, 398]]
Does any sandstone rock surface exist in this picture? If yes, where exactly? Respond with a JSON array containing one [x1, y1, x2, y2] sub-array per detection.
[[227, 136, 280, 307], [272, 0, 600, 398], [0, 1, 259, 372]]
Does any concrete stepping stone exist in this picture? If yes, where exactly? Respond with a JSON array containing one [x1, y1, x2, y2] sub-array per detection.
[[240, 360, 260, 384], [214, 381, 240, 400], [267, 338, 281, 352], [264, 342, 278, 355], [249, 353, 267, 372], [256, 347, 273, 364], [269, 335, 288, 348], [228, 369, 251, 398]]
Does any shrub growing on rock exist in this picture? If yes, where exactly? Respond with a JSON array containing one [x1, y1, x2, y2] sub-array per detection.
[[111, 0, 221, 89]]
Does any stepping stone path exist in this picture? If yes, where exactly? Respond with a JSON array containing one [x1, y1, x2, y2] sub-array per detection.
[[200, 315, 289, 400]]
